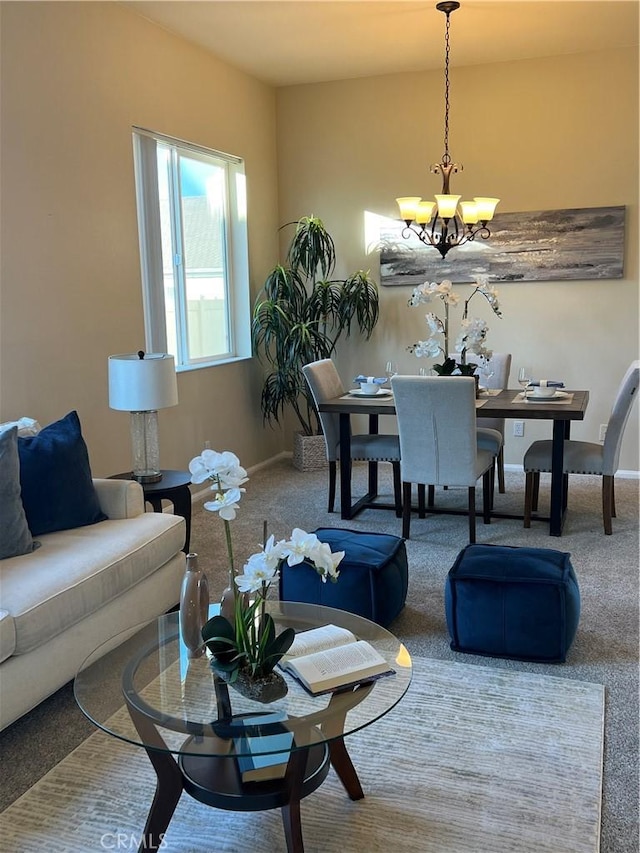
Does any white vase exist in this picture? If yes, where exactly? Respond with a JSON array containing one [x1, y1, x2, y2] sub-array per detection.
[[179, 553, 210, 658]]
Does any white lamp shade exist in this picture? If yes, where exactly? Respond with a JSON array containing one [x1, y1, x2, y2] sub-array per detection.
[[108, 352, 178, 412]]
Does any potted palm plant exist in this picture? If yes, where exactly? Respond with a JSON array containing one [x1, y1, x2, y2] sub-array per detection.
[[252, 216, 379, 469]]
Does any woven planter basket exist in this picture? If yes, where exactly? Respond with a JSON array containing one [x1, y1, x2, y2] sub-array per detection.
[[292, 432, 327, 472]]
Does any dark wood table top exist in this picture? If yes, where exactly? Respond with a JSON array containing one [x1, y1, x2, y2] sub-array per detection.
[[318, 388, 590, 422]]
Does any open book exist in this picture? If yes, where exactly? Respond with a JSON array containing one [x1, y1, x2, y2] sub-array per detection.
[[279, 624, 394, 696]]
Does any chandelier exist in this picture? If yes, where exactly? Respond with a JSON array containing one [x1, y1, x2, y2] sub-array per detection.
[[396, 1, 499, 259]]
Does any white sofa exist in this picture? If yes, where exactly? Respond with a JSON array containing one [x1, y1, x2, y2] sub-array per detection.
[[0, 477, 186, 730]]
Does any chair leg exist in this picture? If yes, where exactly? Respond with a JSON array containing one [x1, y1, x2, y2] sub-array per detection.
[[602, 475, 614, 535], [328, 461, 337, 513], [418, 484, 426, 518], [468, 486, 476, 544], [392, 462, 402, 518], [531, 472, 540, 512], [482, 470, 492, 524], [523, 472, 534, 528], [497, 446, 506, 494], [611, 477, 616, 518], [402, 482, 412, 539], [489, 461, 496, 510]]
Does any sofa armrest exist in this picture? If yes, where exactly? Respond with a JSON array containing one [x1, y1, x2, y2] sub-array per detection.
[[92, 478, 145, 519]]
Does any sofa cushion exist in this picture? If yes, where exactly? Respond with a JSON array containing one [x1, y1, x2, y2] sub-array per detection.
[[0, 427, 37, 559], [0, 512, 185, 655], [17, 411, 107, 536], [0, 610, 16, 664]]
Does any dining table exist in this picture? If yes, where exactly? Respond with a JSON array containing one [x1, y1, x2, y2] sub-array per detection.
[[317, 387, 589, 536]]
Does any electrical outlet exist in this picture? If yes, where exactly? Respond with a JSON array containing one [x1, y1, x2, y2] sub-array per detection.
[[513, 421, 525, 437], [598, 424, 607, 443], [204, 440, 211, 450]]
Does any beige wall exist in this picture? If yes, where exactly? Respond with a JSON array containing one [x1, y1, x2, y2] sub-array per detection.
[[276, 45, 640, 471], [0, 1, 283, 475]]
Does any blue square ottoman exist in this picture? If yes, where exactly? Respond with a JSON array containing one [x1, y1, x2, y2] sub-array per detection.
[[445, 544, 580, 663], [278, 527, 408, 627]]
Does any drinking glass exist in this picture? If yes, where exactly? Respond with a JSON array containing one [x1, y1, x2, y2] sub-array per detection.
[[518, 367, 532, 393], [385, 361, 398, 382]]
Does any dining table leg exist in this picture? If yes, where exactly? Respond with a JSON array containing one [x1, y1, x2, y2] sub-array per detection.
[[549, 419, 570, 536], [339, 412, 354, 520]]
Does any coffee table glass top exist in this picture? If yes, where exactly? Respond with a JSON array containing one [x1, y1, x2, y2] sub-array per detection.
[[74, 602, 412, 758]]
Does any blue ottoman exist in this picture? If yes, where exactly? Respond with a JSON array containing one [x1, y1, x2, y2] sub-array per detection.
[[445, 544, 580, 663], [278, 527, 408, 627]]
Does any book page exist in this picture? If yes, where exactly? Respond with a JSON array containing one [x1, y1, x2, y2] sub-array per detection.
[[285, 640, 390, 693], [284, 623, 357, 659]]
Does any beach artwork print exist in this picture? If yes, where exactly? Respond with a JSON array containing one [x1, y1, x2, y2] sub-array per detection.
[[379, 205, 625, 286]]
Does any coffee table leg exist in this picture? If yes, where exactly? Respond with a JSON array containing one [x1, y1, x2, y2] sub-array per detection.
[[322, 683, 373, 800], [127, 702, 184, 852], [280, 747, 309, 853], [328, 737, 364, 800]]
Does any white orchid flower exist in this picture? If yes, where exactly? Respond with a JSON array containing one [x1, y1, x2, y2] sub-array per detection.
[[189, 449, 249, 489], [307, 541, 344, 581], [425, 312, 444, 334], [203, 486, 244, 521], [254, 534, 287, 572], [281, 528, 320, 566], [414, 338, 441, 358], [235, 553, 278, 593]]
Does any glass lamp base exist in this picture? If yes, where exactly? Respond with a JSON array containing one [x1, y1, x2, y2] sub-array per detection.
[[130, 410, 163, 483], [133, 471, 163, 484]]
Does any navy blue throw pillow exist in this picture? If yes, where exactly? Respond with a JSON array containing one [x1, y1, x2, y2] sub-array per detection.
[[17, 411, 107, 536]]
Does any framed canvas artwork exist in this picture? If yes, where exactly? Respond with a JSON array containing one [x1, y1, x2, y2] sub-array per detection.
[[379, 206, 625, 286]]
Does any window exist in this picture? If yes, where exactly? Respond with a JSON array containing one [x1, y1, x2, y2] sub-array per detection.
[[132, 128, 251, 370]]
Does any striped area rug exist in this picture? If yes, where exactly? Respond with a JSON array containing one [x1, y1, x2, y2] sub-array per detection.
[[0, 658, 604, 853]]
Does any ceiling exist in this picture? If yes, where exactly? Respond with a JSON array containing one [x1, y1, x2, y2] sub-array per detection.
[[122, 0, 639, 87]]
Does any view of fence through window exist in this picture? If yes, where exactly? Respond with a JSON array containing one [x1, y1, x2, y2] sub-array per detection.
[[157, 145, 230, 362]]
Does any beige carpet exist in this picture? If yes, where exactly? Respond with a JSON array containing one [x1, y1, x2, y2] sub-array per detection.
[[0, 657, 604, 853]]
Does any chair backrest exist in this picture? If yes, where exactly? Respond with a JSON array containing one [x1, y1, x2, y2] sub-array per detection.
[[391, 375, 480, 487], [603, 360, 640, 474], [447, 352, 511, 390], [479, 352, 511, 391], [302, 359, 346, 462]]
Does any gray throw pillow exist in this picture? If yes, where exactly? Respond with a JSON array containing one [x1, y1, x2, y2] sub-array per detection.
[[0, 426, 37, 559]]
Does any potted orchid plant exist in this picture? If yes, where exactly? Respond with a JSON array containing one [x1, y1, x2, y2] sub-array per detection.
[[408, 275, 502, 375], [189, 446, 345, 700], [202, 529, 344, 695]]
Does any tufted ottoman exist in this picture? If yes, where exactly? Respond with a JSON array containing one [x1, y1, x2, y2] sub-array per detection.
[[445, 544, 580, 663], [278, 527, 408, 627]]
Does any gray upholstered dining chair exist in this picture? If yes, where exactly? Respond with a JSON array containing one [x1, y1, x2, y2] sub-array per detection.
[[391, 375, 501, 542], [523, 360, 639, 534], [302, 359, 402, 515]]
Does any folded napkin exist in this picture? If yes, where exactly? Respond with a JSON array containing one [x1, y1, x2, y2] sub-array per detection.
[[353, 375, 387, 384], [529, 379, 565, 388]]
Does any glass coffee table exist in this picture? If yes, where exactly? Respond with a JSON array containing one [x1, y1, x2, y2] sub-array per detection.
[[74, 601, 412, 853]]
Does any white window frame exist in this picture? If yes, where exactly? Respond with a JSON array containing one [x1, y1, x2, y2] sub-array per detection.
[[132, 127, 251, 371]]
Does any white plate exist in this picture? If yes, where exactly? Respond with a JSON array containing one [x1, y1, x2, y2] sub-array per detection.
[[525, 390, 570, 401], [348, 388, 393, 398]]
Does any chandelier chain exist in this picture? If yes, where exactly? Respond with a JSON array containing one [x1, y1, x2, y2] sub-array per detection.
[[442, 10, 452, 166]]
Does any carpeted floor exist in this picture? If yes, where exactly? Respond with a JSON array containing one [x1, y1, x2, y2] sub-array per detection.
[[1, 459, 638, 852], [0, 657, 605, 853]]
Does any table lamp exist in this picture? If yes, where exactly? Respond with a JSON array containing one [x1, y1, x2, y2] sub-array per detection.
[[108, 351, 178, 483]]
